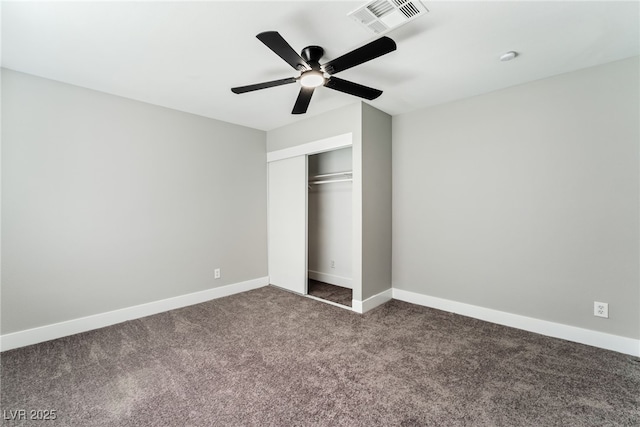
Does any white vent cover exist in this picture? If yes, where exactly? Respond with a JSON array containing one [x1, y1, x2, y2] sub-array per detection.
[[347, 0, 429, 35]]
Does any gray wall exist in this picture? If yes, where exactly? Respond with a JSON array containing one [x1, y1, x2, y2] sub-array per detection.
[[1, 69, 268, 334], [266, 103, 360, 152], [392, 57, 639, 339], [361, 104, 392, 299]]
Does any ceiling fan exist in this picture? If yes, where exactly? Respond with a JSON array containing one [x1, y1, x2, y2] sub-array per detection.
[[231, 31, 397, 114]]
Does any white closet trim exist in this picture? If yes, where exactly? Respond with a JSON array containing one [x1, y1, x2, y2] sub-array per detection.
[[267, 133, 352, 163]]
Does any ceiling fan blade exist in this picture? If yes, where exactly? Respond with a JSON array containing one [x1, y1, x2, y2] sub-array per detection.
[[324, 77, 383, 100], [292, 87, 315, 114], [231, 77, 297, 94], [322, 36, 396, 75], [257, 31, 310, 71]]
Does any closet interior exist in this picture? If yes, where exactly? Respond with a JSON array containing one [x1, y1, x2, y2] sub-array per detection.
[[307, 147, 353, 307]]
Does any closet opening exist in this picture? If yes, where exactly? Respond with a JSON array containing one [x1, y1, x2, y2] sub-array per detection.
[[307, 147, 353, 308]]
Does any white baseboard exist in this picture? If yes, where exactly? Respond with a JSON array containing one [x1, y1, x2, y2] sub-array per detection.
[[392, 288, 640, 357], [0, 276, 269, 352], [352, 288, 393, 314], [308, 270, 353, 289]]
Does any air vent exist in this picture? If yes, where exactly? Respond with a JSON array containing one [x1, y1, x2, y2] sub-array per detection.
[[347, 0, 428, 35], [368, 0, 394, 17]]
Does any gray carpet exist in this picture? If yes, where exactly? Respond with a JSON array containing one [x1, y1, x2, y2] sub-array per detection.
[[308, 279, 352, 307], [2, 285, 639, 426]]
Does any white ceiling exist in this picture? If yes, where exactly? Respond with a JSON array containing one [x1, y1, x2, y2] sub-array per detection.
[[2, 1, 639, 131]]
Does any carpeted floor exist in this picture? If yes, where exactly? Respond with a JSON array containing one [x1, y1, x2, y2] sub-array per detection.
[[1, 285, 639, 426], [308, 279, 352, 307]]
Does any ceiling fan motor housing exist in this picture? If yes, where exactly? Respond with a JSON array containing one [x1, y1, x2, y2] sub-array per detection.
[[301, 46, 324, 70]]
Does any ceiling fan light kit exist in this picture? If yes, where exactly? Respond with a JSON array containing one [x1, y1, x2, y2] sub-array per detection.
[[300, 71, 325, 88], [231, 31, 397, 115]]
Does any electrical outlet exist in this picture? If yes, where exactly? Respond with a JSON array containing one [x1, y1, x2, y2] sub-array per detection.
[[594, 301, 608, 318], [330, 260, 335, 269], [214, 268, 221, 279]]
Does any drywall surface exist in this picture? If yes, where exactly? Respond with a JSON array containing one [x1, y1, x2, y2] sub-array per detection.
[[1, 69, 267, 334], [308, 148, 353, 287], [266, 103, 360, 152], [361, 103, 392, 300], [392, 57, 640, 339]]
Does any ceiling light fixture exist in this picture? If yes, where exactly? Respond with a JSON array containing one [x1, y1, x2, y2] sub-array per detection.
[[500, 51, 518, 62], [299, 70, 325, 88], [231, 31, 395, 114]]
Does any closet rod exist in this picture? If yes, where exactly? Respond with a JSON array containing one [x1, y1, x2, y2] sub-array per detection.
[[313, 171, 352, 179], [309, 178, 353, 185]]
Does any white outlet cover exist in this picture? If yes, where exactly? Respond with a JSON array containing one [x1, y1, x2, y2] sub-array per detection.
[[594, 301, 609, 318]]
